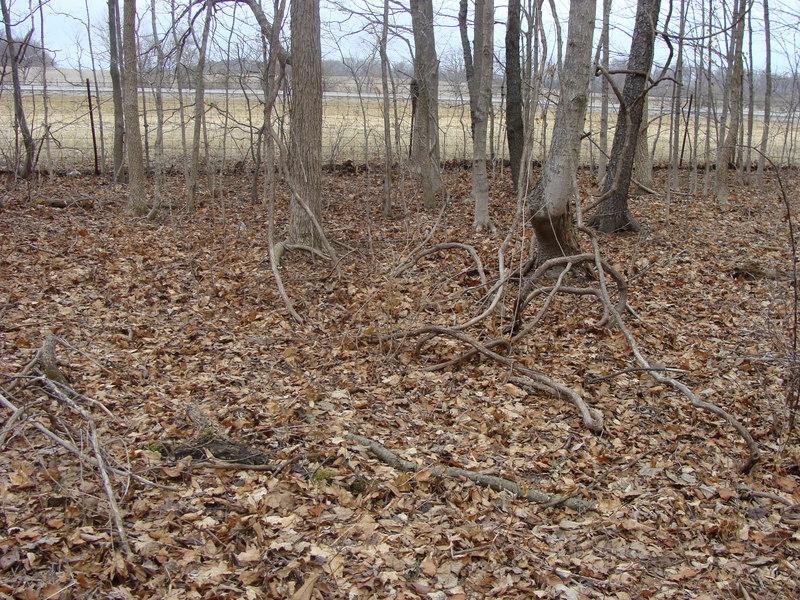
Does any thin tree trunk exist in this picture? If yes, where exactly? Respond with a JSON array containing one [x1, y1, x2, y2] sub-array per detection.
[[380, 0, 394, 216], [121, 0, 147, 215], [39, 2, 52, 179], [1, 0, 35, 178], [108, 0, 125, 182], [471, 0, 495, 232], [756, 0, 771, 184], [715, 0, 746, 207], [85, 0, 106, 175], [187, 0, 212, 210], [171, 0, 190, 185], [147, 0, 165, 220], [665, 0, 686, 221], [506, 0, 524, 190], [597, 0, 611, 186]]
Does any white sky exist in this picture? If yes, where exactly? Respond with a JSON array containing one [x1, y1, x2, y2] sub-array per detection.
[[5, 0, 793, 75]]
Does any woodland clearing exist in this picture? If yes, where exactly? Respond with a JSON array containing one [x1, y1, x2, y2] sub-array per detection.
[[1, 166, 799, 599]]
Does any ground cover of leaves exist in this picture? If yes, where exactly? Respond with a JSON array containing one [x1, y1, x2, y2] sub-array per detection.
[[1, 167, 799, 599]]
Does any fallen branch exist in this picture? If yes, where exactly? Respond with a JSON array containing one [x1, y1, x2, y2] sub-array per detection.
[[346, 433, 596, 512]]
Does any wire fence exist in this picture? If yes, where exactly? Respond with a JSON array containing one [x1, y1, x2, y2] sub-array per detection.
[[1, 72, 798, 174]]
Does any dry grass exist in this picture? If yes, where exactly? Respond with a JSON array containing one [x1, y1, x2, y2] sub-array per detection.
[[0, 87, 797, 171]]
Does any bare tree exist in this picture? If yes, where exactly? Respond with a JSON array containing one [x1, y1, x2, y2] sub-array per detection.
[[715, 0, 747, 207], [147, 0, 167, 220], [596, 0, 612, 185], [108, 0, 125, 182], [460, 0, 496, 232], [122, 0, 147, 215], [1, 0, 36, 177], [506, 0, 524, 190], [187, 0, 213, 210], [526, 0, 596, 260], [410, 0, 443, 208], [589, 0, 661, 233], [287, 0, 324, 247], [756, 0, 772, 185], [379, 0, 394, 216]]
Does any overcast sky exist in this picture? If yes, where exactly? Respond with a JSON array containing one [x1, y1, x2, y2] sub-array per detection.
[[6, 0, 790, 75]]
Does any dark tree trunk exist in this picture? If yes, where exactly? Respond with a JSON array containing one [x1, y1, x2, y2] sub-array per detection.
[[589, 0, 661, 233], [108, 0, 125, 183], [506, 0, 524, 190]]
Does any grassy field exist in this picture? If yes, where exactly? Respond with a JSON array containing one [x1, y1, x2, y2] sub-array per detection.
[[0, 87, 797, 172]]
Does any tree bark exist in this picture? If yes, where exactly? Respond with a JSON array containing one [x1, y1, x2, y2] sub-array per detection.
[[755, 0, 771, 185], [146, 0, 166, 220], [526, 0, 596, 261], [186, 0, 212, 210], [469, 0, 495, 232], [715, 0, 746, 207], [380, 0, 394, 216], [121, 0, 147, 215], [410, 0, 443, 209], [1, 0, 36, 178], [287, 0, 323, 247], [596, 0, 611, 186], [589, 0, 661, 233], [108, 0, 125, 182], [506, 0, 524, 190]]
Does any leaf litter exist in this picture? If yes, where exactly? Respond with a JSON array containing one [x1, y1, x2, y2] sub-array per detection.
[[0, 167, 799, 599]]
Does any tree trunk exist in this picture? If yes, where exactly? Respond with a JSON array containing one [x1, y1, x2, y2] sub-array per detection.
[[287, 0, 323, 247], [187, 0, 212, 210], [147, 0, 165, 220], [464, 0, 496, 232], [1, 0, 36, 178], [108, 0, 125, 183], [458, 0, 476, 133], [665, 0, 686, 221], [589, 0, 660, 233], [715, 0, 746, 207], [380, 0, 394, 217], [755, 0, 771, 185], [121, 0, 147, 215], [596, 0, 611, 186], [526, 0, 596, 261], [410, 0, 443, 208], [505, 0, 524, 190], [633, 94, 653, 191]]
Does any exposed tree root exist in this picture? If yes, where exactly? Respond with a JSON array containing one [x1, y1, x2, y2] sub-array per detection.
[[413, 326, 603, 432], [387, 221, 759, 471], [578, 226, 759, 472], [346, 433, 596, 512]]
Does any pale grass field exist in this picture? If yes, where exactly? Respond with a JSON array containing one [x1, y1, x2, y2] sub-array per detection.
[[0, 88, 796, 172]]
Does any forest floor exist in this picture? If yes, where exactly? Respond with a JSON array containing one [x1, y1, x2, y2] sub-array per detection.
[[1, 165, 799, 600]]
